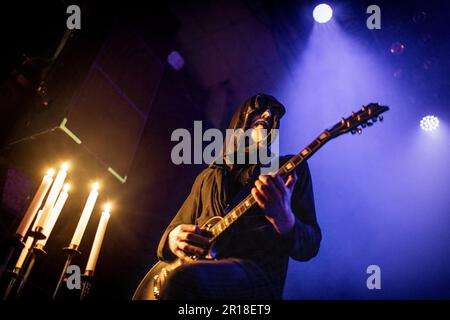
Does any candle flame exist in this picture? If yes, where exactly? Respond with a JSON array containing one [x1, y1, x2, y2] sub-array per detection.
[[92, 182, 100, 191], [63, 183, 71, 192], [104, 203, 111, 212], [61, 162, 70, 171], [47, 168, 55, 176]]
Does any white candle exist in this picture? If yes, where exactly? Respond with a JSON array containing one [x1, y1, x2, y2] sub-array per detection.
[[36, 183, 70, 247], [15, 210, 43, 270], [85, 204, 111, 273], [70, 183, 99, 248], [16, 169, 54, 239], [36, 163, 69, 232]]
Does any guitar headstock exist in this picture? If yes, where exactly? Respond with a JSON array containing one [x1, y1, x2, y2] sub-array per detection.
[[328, 103, 390, 138]]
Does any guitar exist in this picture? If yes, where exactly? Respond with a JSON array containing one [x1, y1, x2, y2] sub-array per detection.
[[132, 103, 390, 300]]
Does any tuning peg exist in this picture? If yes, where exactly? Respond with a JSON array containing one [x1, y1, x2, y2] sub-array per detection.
[[357, 128, 363, 134], [341, 117, 346, 125], [361, 105, 366, 112], [352, 111, 356, 118], [351, 129, 356, 135], [361, 123, 367, 128], [371, 116, 378, 122], [366, 121, 373, 126], [378, 115, 384, 122]]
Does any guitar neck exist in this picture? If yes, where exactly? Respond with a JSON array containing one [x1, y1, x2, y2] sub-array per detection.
[[208, 129, 332, 241]]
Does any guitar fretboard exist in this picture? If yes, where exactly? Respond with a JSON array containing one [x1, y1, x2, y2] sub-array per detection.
[[208, 130, 331, 241]]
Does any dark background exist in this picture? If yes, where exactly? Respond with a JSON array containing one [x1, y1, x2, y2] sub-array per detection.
[[0, 0, 449, 299]]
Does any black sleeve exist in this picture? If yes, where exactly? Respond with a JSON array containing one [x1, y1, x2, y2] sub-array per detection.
[[156, 172, 203, 262], [282, 160, 322, 261]]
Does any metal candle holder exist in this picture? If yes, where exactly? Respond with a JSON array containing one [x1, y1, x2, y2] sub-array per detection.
[[0, 234, 25, 279], [13, 228, 47, 298], [1, 229, 45, 300], [52, 244, 81, 300], [80, 270, 94, 300], [2, 269, 20, 300]]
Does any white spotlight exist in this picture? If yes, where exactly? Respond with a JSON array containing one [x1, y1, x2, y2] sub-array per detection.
[[313, 4, 333, 24], [420, 115, 439, 132]]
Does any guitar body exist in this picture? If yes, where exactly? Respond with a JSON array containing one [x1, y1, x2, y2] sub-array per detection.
[[132, 216, 223, 300]]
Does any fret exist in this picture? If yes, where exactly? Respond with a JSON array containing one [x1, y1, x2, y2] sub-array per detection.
[[319, 131, 330, 141], [279, 157, 296, 174], [291, 155, 303, 166], [300, 148, 311, 157], [244, 196, 255, 207], [278, 164, 289, 175], [284, 161, 294, 171], [277, 167, 286, 175], [307, 139, 321, 151]]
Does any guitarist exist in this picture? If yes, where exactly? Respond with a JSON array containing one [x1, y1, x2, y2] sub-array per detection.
[[156, 93, 322, 299]]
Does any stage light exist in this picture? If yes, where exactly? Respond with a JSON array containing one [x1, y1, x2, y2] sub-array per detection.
[[313, 4, 333, 23], [390, 42, 406, 55], [167, 51, 185, 70], [420, 115, 439, 132]]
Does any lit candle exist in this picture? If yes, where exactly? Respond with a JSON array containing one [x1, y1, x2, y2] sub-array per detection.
[[36, 183, 70, 247], [69, 183, 99, 249], [36, 163, 69, 232], [16, 169, 54, 239], [85, 204, 111, 274], [15, 210, 43, 270]]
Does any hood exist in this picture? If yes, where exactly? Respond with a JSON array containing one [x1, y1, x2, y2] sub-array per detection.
[[217, 93, 286, 170], [227, 93, 286, 132]]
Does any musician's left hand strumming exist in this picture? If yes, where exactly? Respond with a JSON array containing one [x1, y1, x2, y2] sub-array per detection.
[[251, 172, 298, 235]]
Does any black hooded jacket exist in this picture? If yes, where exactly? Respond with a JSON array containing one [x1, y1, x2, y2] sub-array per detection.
[[157, 94, 321, 297]]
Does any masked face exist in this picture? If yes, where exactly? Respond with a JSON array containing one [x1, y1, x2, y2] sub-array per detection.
[[249, 108, 274, 143], [220, 93, 286, 168]]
